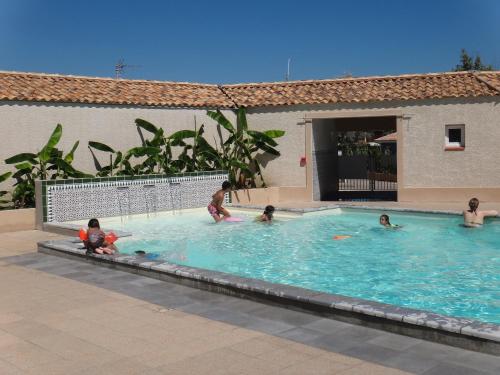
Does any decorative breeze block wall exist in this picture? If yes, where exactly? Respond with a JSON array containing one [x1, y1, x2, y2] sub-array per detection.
[[39, 171, 229, 222]]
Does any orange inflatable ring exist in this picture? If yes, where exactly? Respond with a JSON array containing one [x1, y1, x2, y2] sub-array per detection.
[[333, 235, 351, 240], [79, 228, 88, 241], [79, 229, 118, 244], [105, 232, 118, 244]]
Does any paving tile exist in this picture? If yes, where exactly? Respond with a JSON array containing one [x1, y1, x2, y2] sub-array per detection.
[[276, 326, 326, 343], [277, 354, 355, 374], [245, 305, 320, 326], [158, 347, 283, 375], [72, 357, 158, 375], [230, 336, 285, 357], [339, 362, 411, 374], [301, 317, 353, 334], [366, 332, 422, 351], [0, 359, 25, 375], [256, 344, 321, 368], [449, 351, 500, 373], [0, 341, 64, 371], [340, 342, 402, 364], [383, 350, 442, 374], [421, 362, 493, 375], [0, 320, 63, 341], [0, 330, 24, 348]]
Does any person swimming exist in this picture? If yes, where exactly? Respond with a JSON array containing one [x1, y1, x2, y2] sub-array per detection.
[[463, 198, 498, 227], [379, 214, 400, 228], [257, 205, 275, 223]]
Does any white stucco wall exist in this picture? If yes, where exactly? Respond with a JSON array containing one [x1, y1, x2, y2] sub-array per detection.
[[1, 96, 499, 193], [0, 102, 234, 189], [247, 97, 500, 189]]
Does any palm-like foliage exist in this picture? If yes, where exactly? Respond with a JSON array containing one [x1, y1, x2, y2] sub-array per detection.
[[1, 108, 285, 208], [207, 108, 285, 188], [4, 124, 90, 208]]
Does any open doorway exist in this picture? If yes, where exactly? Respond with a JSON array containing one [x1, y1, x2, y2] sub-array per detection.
[[311, 116, 397, 201]]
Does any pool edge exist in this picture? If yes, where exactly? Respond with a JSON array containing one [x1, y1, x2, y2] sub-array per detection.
[[37, 239, 500, 356]]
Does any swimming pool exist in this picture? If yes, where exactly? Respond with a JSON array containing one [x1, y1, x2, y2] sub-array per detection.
[[83, 208, 500, 324]]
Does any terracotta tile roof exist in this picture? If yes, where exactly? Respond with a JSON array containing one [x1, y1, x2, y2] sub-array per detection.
[[223, 71, 500, 107], [374, 132, 397, 142], [0, 71, 233, 108], [0, 70, 499, 108]]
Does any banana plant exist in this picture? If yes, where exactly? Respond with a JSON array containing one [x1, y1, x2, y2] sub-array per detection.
[[207, 107, 285, 188], [87, 141, 127, 176], [4, 124, 90, 208], [0, 172, 12, 208]]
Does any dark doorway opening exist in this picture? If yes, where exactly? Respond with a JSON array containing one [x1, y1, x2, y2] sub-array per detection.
[[312, 116, 397, 201]]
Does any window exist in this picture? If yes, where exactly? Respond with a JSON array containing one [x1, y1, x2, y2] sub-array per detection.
[[445, 125, 465, 150]]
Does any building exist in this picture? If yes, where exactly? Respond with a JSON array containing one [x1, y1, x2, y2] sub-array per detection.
[[1, 70, 500, 202]]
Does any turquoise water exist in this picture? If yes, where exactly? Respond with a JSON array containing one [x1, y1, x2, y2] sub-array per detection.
[[111, 209, 500, 324]]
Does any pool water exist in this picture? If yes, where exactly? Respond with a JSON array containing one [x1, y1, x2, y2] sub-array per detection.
[[96, 208, 500, 324]]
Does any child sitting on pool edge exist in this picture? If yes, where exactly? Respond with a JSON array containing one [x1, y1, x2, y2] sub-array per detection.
[[379, 214, 400, 228], [257, 205, 275, 222], [208, 181, 232, 223], [84, 218, 117, 255]]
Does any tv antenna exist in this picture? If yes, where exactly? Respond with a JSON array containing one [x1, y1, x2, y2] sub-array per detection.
[[115, 58, 141, 79], [285, 58, 291, 81]]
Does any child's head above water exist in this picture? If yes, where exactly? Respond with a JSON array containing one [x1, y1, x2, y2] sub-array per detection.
[[88, 218, 100, 229], [379, 214, 391, 227], [221, 181, 231, 191], [263, 205, 275, 220]]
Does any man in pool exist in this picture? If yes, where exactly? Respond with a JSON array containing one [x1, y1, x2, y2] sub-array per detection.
[[463, 197, 498, 227], [208, 181, 232, 223]]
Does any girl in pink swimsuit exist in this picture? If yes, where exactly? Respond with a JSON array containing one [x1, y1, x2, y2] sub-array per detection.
[[208, 181, 232, 222]]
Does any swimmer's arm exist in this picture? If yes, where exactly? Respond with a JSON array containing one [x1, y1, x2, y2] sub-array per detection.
[[482, 210, 498, 217]]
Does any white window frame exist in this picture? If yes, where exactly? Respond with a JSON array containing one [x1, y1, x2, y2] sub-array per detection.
[[445, 124, 465, 148]]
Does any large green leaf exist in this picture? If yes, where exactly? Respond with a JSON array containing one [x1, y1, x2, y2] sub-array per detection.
[[12, 169, 32, 180], [64, 141, 80, 163], [0, 172, 12, 183], [236, 107, 248, 135], [169, 130, 196, 140], [14, 162, 33, 171], [247, 130, 278, 147], [207, 110, 235, 134], [135, 119, 159, 134], [113, 151, 123, 168], [230, 159, 251, 172], [39, 124, 63, 162], [88, 141, 115, 153], [255, 141, 280, 156], [263, 130, 285, 138], [125, 146, 161, 159], [5, 153, 38, 164]]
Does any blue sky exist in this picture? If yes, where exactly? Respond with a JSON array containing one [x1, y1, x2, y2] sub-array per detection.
[[1, 0, 499, 83]]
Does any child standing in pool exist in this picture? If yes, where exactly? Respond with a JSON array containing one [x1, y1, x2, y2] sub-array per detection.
[[208, 181, 232, 223], [463, 198, 498, 227]]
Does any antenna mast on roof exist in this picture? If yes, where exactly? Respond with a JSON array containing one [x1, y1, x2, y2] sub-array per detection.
[[285, 58, 291, 81], [115, 58, 141, 79]]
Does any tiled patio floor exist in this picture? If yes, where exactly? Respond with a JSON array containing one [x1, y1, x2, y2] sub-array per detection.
[[0, 230, 499, 374]]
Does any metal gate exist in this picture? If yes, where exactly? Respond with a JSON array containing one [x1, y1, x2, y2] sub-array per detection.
[[337, 154, 397, 199]]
